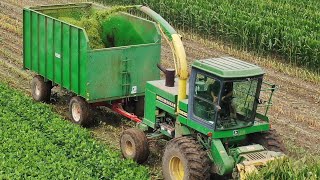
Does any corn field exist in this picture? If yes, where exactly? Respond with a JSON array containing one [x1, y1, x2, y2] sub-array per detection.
[[93, 0, 320, 74], [246, 157, 320, 180]]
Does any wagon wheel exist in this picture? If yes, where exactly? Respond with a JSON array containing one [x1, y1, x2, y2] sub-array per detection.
[[162, 137, 210, 180], [69, 96, 91, 126], [31, 75, 51, 102], [120, 128, 149, 163]]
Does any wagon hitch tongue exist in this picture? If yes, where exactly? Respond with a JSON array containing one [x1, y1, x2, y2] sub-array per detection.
[[231, 145, 285, 180]]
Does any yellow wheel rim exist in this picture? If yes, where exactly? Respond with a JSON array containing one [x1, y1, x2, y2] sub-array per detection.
[[125, 140, 134, 156], [169, 156, 184, 180]]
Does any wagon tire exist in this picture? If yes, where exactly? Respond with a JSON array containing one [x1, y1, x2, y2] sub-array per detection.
[[69, 96, 91, 126], [31, 75, 51, 102], [120, 128, 149, 163], [162, 137, 210, 180], [249, 129, 286, 153]]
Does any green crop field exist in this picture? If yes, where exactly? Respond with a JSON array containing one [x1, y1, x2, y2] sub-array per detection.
[[96, 0, 320, 74], [0, 82, 149, 179], [246, 157, 320, 179]]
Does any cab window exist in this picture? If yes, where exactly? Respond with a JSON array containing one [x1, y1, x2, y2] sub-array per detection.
[[193, 73, 221, 124]]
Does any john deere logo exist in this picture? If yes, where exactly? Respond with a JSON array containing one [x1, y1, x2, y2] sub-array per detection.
[[233, 130, 239, 136]]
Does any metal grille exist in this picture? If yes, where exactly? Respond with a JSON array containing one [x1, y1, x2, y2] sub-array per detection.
[[243, 151, 268, 161]]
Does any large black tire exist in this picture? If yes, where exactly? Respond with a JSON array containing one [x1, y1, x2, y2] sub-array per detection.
[[249, 129, 286, 153], [120, 128, 149, 163], [31, 75, 51, 102], [162, 137, 210, 180], [69, 96, 91, 126]]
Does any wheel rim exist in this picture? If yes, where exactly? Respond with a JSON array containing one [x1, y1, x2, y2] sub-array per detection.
[[169, 156, 184, 180], [125, 140, 134, 156], [35, 83, 40, 96], [72, 103, 81, 122]]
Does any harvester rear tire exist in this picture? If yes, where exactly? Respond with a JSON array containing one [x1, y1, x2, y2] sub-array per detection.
[[31, 75, 51, 102], [69, 96, 91, 126], [249, 129, 286, 153], [120, 128, 149, 163], [162, 137, 210, 180]]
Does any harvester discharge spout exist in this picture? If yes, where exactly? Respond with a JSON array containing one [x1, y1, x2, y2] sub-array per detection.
[[134, 5, 188, 107]]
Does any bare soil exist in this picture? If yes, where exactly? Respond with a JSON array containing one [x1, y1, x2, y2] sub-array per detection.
[[0, 0, 319, 178]]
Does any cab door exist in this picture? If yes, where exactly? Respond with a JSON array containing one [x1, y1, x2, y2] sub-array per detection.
[[187, 68, 222, 128]]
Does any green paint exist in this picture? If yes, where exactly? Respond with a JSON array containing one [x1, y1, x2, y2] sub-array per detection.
[[174, 122, 192, 137], [193, 57, 264, 78], [179, 99, 188, 112], [155, 101, 175, 116], [178, 116, 187, 125], [229, 144, 265, 164], [210, 139, 235, 175], [23, 3, 161, 101], [143, 89, 157, 128], [221, 135, 246, 145], [86, 43, 160, 102]]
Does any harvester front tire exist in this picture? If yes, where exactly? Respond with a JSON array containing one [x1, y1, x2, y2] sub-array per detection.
[[31, 75, 51, 102], [120, 128, 149, 163], [162, 137, 210, 180], [249, 129, 286, 153], [69, 96, 91, 126]]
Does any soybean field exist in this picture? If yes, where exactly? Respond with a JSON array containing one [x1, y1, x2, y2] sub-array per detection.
[[0, 82, 149, 179]]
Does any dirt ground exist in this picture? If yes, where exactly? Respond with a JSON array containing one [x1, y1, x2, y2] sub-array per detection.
[[1, 0, 320, 178]]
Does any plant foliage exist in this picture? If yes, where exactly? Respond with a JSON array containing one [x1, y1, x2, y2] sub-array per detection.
[[57, 6, 134, 49], [0, 83, 149, 179], [95, 0, 320, 74], [246, 157, 320, 180]]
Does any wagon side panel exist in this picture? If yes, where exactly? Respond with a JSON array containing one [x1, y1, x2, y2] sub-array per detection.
[[86, 43, 160, 102], [23, 9, 88, 97]]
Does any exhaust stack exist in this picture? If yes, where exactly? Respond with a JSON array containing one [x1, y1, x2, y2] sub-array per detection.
[[157, 64, 175, 87]]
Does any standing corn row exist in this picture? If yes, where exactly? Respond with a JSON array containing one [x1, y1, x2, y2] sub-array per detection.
[[95, 0, 320, 74]]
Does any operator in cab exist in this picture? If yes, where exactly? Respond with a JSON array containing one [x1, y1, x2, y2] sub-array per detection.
[[208, 81, 237, 120]]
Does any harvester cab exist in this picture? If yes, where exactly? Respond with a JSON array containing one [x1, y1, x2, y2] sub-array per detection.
[[189, 57, 264, 131]]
